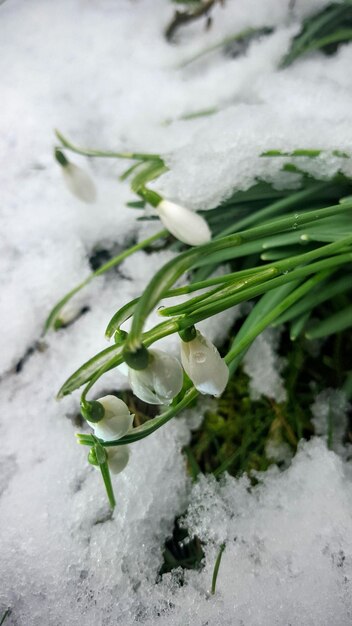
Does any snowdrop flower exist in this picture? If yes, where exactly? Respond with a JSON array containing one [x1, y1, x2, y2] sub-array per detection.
[[180, 330, 229, 397], [104, 446, 130, 475], [86, 395, 134, 441], [88, 443, 130, 475], [55, 148, 96, 203], [128, 349, 183, 405], [156, 200, 211, 246], [140, 188, 211, 246], [86, 395, 133, 475]]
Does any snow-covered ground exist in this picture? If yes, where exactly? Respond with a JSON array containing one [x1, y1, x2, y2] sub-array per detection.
[[1, 0, 352, 624]]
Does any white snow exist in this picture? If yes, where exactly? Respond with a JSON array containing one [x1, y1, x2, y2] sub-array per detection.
[[1, 0, 352, 624]]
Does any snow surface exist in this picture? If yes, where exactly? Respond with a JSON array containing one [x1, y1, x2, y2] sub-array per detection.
[[1, 0, 352, 624]]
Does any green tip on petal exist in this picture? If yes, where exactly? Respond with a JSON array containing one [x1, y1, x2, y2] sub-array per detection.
[[81, 400, 105, 423]]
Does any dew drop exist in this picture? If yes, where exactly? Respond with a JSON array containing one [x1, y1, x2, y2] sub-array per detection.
[[194, 351, 206, 364]]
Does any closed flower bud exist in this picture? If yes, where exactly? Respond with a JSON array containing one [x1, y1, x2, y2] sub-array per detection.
[[86, 395, 134, 441], [180, 330, 229, 397], [61, 162, 97, 204], [156, 200, 211, 246], [128, 349, 183, 405], [88, 445, 130, 475], [106, 446, 130, 474]]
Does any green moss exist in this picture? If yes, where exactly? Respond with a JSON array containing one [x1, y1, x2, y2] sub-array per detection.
[[185, 326, 352, 481]]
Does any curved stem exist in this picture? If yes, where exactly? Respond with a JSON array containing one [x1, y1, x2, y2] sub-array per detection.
[[55, 129, 161, 162], [45, 229, 167, 332]]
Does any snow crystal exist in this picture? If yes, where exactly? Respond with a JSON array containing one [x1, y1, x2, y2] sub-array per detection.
[[148, 440, 352, 626], [311, 388, 350, 454], [243, 327, 287, 402]]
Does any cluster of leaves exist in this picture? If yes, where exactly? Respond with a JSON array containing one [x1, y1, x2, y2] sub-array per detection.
[[156, 167, 352, 573], [281, 1, 352, 68], [51, 131, 352, 577], [169, 1, 352, 70]]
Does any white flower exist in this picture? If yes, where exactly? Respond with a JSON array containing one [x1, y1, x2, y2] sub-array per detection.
[[62, 162, 97, 203], [105, 446, 130, 475], [156, 200, 211, 246], [128, 349, 183, 405], [87, 395, 134, 441], [87, 395, 133, 475], [180, 330, 229, 397]]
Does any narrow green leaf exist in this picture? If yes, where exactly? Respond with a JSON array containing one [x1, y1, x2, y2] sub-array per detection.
[[273, 273, 352, 326], [105, 298, 139, 339], [290, 310, 311, 341], [211, 544, 226, 595], [306, 305, 352, 339], [57, 344, 123, 398]]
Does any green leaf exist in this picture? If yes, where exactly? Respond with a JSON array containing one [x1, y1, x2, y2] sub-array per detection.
[[105, 298, 139, 339], [44, 230, 166, 334], [273, 273, 352, 326], [57, 344, 123, 398], [130, 160, 167, 193], [306, 305, 352, 339]]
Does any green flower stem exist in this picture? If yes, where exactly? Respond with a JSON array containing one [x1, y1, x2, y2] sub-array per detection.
[[273, 273, 352, 326], [211, 543, 226, 595], [216, 181, 331, 238], [290, 310, 311, 340], [305, 304, 352, 339], [105, 298, 140, 339], [228, 281, 300, 376], [0, 610, 11, 626], [224, 272, 329, 365], [57, 343, 123, 398], [181, 253, 352, 325], [119, 160, 145, 181], [126, 201, 352, 349], [161, 237, 352, 317], [44, 229, 167, 332], [99, 461, 116, 509], [105, 265, 276, 339], [178, 27, 257, 68], [162, 267, 279, 316], [261, 149, 349, 158], [55, 129, 161, 162]]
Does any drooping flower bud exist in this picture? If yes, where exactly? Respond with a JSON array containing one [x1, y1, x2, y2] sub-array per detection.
[[156, 200, 211, 246], [180, 330, 229, 397], [55, 149, 96, 204], [88, 444, 130, 475], [86, 395, 134, 441], [139, 188, 211, 246], [106, 446, 130, 474], [128, 349, 183, 405]]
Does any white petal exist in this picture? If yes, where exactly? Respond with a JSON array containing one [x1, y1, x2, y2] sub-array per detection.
[[156, 200, 211, 246], [107, 446, 130, 475], [128, 349, 183, 405], [180, 331, 229, 397], [87, 395, 134, 441], [62, 163, 97, 203]]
